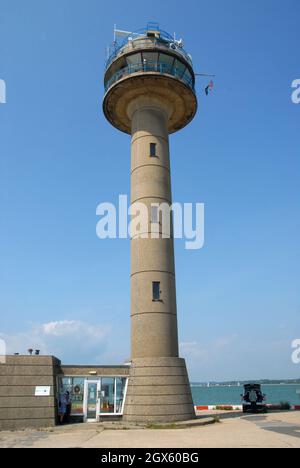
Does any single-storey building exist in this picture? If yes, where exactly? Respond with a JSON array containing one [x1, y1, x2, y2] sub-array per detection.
[[0, 355, 130, 430]]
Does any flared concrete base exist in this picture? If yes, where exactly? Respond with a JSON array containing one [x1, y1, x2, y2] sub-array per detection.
[[123, 357, 195, 423]]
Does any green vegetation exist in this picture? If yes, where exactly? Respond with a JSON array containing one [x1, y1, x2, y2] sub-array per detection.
[[215, 406, 233, 411], [146, 423, 184, 430], [212, 415, 221, 423], [279, 402, 291, 410]]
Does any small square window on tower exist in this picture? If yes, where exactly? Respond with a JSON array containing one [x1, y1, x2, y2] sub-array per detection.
[[152, 282, 161, 301], [150, 142, 157, 157]]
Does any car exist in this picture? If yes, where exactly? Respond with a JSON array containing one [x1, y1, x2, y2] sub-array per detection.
[[241, 384, 267, 413]]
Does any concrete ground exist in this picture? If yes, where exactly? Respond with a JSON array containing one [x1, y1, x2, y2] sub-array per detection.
[[0, 411, 300, 448]]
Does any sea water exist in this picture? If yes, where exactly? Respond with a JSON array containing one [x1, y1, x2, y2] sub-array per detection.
[[191, 384, 300, 406]]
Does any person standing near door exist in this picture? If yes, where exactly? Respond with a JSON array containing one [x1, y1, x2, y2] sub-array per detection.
[[65, 391, 72, 423], [58, 391, 70, 424]]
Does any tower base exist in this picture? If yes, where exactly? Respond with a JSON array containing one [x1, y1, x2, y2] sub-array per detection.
[[123, 357, 195, 423]]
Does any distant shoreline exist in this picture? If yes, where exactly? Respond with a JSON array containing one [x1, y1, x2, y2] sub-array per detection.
[[191, 382, 300, 388]]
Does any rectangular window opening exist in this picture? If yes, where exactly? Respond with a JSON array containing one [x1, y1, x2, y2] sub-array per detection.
[[150, 142, 157, 157], [152, 281, 161, 301], [151, 206, 159, 224]]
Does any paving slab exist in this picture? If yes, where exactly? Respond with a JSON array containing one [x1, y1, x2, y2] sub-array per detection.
[[0, 411, 299, 448]]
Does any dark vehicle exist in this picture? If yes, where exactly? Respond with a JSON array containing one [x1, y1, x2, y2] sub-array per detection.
[[241, 384, 267, 413]]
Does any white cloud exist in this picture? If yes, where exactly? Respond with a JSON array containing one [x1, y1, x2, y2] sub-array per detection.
[[180, 341, 208, 361], [213, 334, 239, 349], [180, 335, 240, 381], [180, 335, 238, 362], [1, 320, 111, 364], [42, 320, 107, 339], [180, 333, 300, 382]]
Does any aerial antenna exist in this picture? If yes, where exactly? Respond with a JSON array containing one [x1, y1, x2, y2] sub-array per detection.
[[113, 25, 144, 42], [195, 73, 216, 77], [176, 39, 184, 48]]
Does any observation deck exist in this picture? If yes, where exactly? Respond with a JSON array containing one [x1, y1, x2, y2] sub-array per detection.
[[103, 23, 198, 135]]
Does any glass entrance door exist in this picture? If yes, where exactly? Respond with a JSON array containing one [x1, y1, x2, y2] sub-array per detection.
[[84, 381, 100, 422]]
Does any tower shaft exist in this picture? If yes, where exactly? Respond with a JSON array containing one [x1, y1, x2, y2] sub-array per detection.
[[123, 101, 195, 423], [131, 105, 178, 359]]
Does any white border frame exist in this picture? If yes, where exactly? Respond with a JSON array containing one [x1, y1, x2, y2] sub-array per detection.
[[83, 380, 100, 423]]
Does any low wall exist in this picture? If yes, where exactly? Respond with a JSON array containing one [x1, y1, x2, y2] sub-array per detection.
[[195, 405, 300, 411], [0, 356, 60, 430]]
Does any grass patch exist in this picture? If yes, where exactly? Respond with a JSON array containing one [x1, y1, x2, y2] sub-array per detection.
[[215, 406, 233, 411], [279, 401, 291, 411], [212, 415, 221, 423], [146, 423, 185, 430]]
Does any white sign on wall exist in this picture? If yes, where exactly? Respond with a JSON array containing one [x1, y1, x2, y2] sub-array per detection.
[[0, 79, 6, 104], [0, 339, 6, 364], [35, 386, 51, 396]]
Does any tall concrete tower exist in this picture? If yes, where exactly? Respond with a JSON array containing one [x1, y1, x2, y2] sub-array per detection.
[[103, 23, 197, 423]]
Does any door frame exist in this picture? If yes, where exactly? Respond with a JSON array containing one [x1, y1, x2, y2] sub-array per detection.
[[83, 380, 100, 423]]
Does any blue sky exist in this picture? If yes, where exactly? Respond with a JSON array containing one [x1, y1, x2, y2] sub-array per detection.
[[0, 0, 299, 381]]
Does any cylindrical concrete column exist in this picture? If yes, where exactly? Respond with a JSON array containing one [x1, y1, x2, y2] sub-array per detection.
[[130, 106, 179, 359], [123, 104, 195, 423]]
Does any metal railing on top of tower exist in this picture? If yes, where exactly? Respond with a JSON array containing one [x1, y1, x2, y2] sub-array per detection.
[[105, 26, 193, 70], [104, 60, 195, 93]]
